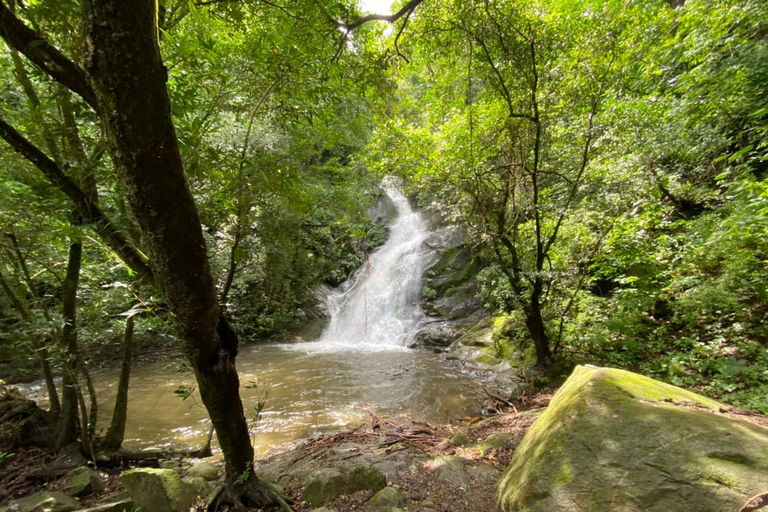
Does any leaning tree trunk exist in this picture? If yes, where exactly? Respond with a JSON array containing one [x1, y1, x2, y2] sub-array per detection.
[[81, 1, 287, 508], [103, 315, 134, 451]]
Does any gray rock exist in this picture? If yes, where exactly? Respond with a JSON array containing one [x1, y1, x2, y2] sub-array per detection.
[[302, 466, 386, 506], [120, 467, 211, 512], [2, 491, 78, 512], [496, 365, 768, 512], [369, 487, 406, 508], [413, 322, 457, 350], [186, 461, 219, 481], [66, 467, 105, 497], [432, 456, 469, 489]]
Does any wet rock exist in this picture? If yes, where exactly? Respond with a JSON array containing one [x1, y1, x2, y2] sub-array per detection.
[[302, 466, 386, 506], [1, 491, 78, 512], [369, 486, 406, 508], [120, 467, 211, 512], [186, 461, 219, 481], [66, 466, 105, 497], [496, 365, 768, 512], [413, 322, 456, 350]]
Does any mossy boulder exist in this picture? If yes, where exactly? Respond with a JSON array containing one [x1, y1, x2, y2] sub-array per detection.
[[0, 491, 78, 512], [120, 467, 211, 512], [303, 466, 386, 506], [66, 466, 105, 497], [495, 365, 768, 512]]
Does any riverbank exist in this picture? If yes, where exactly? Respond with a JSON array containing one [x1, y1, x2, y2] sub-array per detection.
[[0, 386, 553, 512]]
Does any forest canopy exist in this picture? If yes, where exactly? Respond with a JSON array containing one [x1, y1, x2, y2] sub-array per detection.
[[0, 0, 765, 508]]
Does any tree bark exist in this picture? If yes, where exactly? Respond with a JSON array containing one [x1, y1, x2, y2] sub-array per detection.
[[80, 1, 284, 508], [57, 241, 83, 450], [525, 281, 552, 367], [103, 315, 134, 451]]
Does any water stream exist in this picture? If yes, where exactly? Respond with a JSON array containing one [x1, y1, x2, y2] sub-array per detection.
[[18, 182, 482, 456]]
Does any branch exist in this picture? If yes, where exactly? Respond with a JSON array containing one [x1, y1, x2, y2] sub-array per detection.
[[343, 0, 424, 31], [0, 1, 98, 109], [0, 116, 153, 279]]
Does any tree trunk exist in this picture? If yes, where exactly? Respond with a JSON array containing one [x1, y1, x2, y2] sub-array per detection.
[[81, 1, 286, 508], [56, 240, 82, 450], [525, 281, 552, 367], [104, 315, 134, 451]]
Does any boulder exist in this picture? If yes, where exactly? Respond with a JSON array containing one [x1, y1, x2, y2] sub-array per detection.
[[1, 491, 78, 512], [369, 486, 406, 508], [186, 461, 219, 481], [120, 467, 211, 512], [302, 466, 386, 506], [412, 322, 456, 351], [66, 467, 105, 497], [495, 365, 768, 512]]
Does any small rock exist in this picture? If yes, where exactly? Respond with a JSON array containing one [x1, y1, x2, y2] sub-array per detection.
[[310, 508, 338, 512], [186, 461, 219, 481], [3, 491, 78, 512], [369, 487, 406, 508], [66, 466, 105, 497]]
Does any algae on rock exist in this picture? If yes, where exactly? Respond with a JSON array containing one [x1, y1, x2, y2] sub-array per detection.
[[495, 365, 768, 512]]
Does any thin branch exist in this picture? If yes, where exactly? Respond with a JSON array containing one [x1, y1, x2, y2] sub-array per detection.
[[0, 0, 98, 109]]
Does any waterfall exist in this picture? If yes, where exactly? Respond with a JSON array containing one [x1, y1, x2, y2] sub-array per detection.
[[317, 180, 430, 349]]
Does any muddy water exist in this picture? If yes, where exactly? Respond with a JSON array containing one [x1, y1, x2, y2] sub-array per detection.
[[21, 343, 482, 456]]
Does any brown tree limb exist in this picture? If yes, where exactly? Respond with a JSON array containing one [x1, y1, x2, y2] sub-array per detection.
[[0, 0, 98, 109], [0, 117, 153, 279]]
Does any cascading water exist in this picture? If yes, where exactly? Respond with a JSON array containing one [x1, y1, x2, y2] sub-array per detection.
[[318, 179, 430, 349]]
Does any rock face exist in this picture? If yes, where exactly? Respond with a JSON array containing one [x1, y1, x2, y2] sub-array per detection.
[[495, 365, 768, 512], [413, 226, 486, 352], [120, 468, 211, 512]]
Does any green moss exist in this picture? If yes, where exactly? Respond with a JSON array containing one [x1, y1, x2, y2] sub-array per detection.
[[495, 366, 768, 512], [476, 354, 501, 365]]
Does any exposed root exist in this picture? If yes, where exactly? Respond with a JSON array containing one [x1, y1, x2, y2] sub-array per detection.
[[219, 477, 294, 512]]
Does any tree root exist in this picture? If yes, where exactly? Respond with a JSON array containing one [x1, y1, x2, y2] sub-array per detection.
[[217, 477, 294, 512]]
